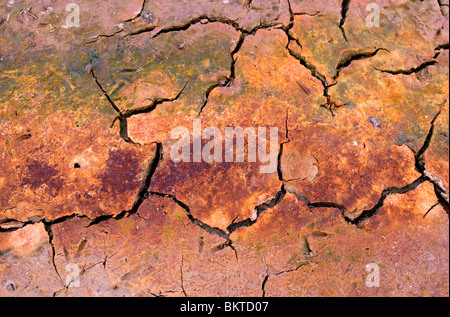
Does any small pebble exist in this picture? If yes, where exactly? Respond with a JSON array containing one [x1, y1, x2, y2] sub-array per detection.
[[140, 10, 155, 24], [367, 116, 382, 130]]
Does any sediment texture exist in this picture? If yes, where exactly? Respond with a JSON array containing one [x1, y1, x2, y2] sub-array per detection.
[[0, 0, 449, 297]]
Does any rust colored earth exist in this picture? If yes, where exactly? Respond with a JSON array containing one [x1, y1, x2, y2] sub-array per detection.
[[0, 0, 449, 297]]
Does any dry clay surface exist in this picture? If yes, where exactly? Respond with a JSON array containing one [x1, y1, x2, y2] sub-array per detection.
[[0, 0, 449, 297]]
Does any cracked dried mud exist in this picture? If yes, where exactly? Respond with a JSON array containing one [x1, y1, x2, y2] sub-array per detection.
[[0, 0, 449, 297]]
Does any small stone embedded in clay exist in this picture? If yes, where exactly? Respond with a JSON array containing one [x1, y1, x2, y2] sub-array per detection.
[[141, 10, 155, 24], [367, 116, 382, 130]]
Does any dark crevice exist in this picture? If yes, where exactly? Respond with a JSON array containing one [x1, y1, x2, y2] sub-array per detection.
[[344, 176, 428, 225], [43, 222, 62, 283], [302, 235, 313, 255], [261, 261, 310, 297], [150, 192, 231, 241], [285, 46, 341, 115], [84, 214, 116, 228], [346, 110, 449, 224], [283, 3, 303, 50], [277, 111, 291, 182], [110, 115, 140, 147], [284, 183, 347, 214], [308, 202, 347, 213], [293, 11, 321, 17], [284, 0, 295, 32], [119, 142, 164, 218], [123, 0, 148, 23], [91, 68, 187, 146], [227, 241, 239, 261], [424, 202, 440, 219], [2, 214, 117, 290], [155, 16, 241, 36], [261, 275, 269, 297], [282, 1, 320, 48], [215, 240, 239, 261], [414, 111, 441, 167], [89, 142, 164, 226], [437, 0, 449, 7], [437, 0, 449, 16], [376, 60, 438, 75], [150, 290, 178, 297], [2, 81, 170, 285], [6, 111, 445, 250], [90, 68, 139, 146], [377, 44, 446, 74], [333, 48, 389, 80], [427, 174, 449, 215], [84, 29, 124, 45], [128, 14, 283, 38], [126, 25, 157, 37], [279, 261, 310, 274], [229, 34, 247, 77], [285, 168, 440, 227], [198, 81, 229, 116], [282, 1, 340, 114], [150, 191, 239, 260], [151, 183, 288, 243], [198, 33, 246, 116], [285, 47, 328, 93], [282, 0, 346, 115], [411, 110, 449, 215], [1, 212, 110, 234], [0, 219, 26, 232], [180, 253, 188, 297], [277, 140, 287, 182], [1, 214, 80, 233], [226, 185, 287, 234], [121, 81, 188, 118], [434, 43, 450, 51], [434, 42, 449, 58], [127, 15, 243, 37], [90, 69, 121, 114], [339, 0, 351, 42], [197, 18, 284, 116]]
